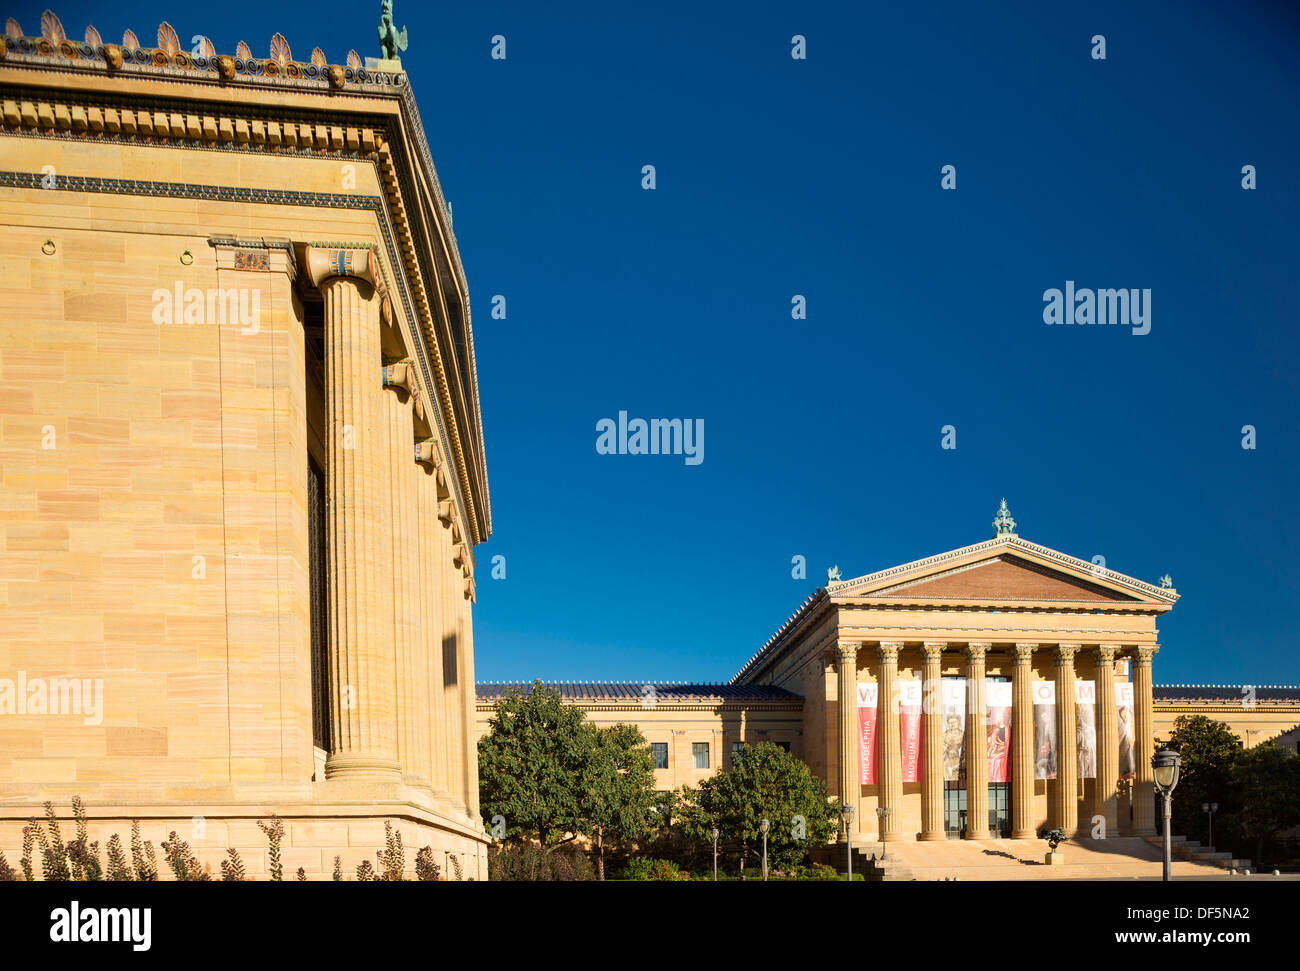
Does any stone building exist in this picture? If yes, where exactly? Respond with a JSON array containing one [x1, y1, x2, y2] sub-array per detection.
[[0, 15, 490, 878], [478, 503, 1297, 864]]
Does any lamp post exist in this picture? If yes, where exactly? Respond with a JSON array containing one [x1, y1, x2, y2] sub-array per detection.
[[1202, 802, 1219, 852], [841, 803, 855, 881], [760, 819, 770, 881], [876, 807, 892, 861], [711, 827, 719, 882], [1152, 749, 1182, 882]]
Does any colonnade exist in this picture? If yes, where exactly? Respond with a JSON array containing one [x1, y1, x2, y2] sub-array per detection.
[[834, 641, 1158, 842], [307, 245, 478, 821]]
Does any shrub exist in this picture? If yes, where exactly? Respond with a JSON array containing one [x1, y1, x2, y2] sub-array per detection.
[[160, 832, 208, 881], [257, 815, 285, 882], [618, 857, 689, 881], [488, 844, 593, 881], [130, 821, 157, 881], [105, 834, 132, 881], [377, 822, 405, 880], [415, 846, 441, 881], [220, 848, 246, 882]]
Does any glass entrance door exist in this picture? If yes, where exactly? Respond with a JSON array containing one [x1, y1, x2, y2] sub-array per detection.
[[944, 783, 966, 838], [989, 783, 1011, 837]]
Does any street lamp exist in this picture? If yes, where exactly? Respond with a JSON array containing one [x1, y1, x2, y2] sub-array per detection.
[[841, 803, 855, 881], [876, 807, 892, 861], [760, 819, 770, 881], [1202, 802, 1219, 851], [711, 826, 719, 882], [1152, 749, 1182, 882]]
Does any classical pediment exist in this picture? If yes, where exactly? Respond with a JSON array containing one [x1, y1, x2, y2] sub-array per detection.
[[831, 536, 1177, 606]]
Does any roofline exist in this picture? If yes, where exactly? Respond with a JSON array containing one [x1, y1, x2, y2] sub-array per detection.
[[733, 534, 1179, 684]]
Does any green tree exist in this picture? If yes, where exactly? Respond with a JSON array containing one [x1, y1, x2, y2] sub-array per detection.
[[1159, 715, 1243, 845], [477, 682, 594, 847], [677, 742, 839, 875], [1233, 742, 1300, 865], [579, 723, 658, 880]]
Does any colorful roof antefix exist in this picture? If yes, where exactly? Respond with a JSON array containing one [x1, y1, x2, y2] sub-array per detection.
[[4, 12, 371, 88], [476, 682, 804, 704]]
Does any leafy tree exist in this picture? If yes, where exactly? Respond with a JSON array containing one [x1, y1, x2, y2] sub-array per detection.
[[677, 742, 839, 875], [478, 681, 594, 847], [1233, 742, 1300, 865], [580, 723, 658, 880], [1158, 715, 1242, 845]]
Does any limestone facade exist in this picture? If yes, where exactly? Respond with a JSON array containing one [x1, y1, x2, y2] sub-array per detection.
[[0, 22, 490, 878]]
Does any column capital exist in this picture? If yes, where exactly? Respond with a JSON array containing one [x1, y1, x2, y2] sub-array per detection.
[[1133, 645, 1159, 665], [876, 641, 903, 662], [1055, 643, 1080, 663], [382, 359, 413, 393], [921, 642, 946, 662], [964, 642, 990, 662], [1013, 643, 1036, 664], [305, 243, 380, 288], [835, 641, 859, 665], [414, 438, 440, 469], [1095, 644, 1120, 663]]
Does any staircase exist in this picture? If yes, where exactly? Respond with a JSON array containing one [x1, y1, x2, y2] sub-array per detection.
[[835, 837, 1235, 880], [1142, 835, 1252, 872]]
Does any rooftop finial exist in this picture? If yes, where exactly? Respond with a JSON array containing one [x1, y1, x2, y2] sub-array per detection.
[[992, 498, 1016, 536], [826, 565, 842, 584], [1159, 574, 1173, 589], [377, 0, 408, 63]]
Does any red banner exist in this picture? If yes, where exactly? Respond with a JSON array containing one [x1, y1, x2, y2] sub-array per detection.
[[857, 683, 877, 786], [899, 680, 922, 783], [986, 681, 1012, 783]]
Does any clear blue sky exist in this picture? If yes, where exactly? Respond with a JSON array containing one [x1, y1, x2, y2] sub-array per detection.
[[33, 1, 1300, 685]]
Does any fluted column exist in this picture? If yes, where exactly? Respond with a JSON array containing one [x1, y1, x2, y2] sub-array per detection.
[[1011, 644, 1037, 839], [313, 245, 402, 783], [920, 642, 946, 840], [439, 497, 467, 814], [1053, 644, 1080, 834], [875, 642, 903, 842], [964, 644, 990, 839], [415, 440, 452, 810], [456, 542, 480, 820], [1133, 646, 1158, 835], [1093, 645, 1120, 834], [835, 641, 859, 835], [383, 362, 427, 790]]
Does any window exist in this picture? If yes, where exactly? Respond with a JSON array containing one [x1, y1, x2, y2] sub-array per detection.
[[773, 741, 791, 752], [731, 742, 745, 752], [692, 742, 709, 769], [651, 743, 668, 769]]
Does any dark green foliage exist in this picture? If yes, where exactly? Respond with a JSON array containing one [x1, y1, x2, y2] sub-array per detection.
[[477, 681, 592, 847], [332, 855, 342, 881], [296, 867, 307, 881], [582, 722, 658, 880], [0, 850, 15, 881], [677, 742, 840, 874], [356, 859, 379, 882], [67, 797, 102, 881]]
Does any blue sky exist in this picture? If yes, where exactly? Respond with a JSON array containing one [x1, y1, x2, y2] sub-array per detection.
[[30, 1, 1300, 685]]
